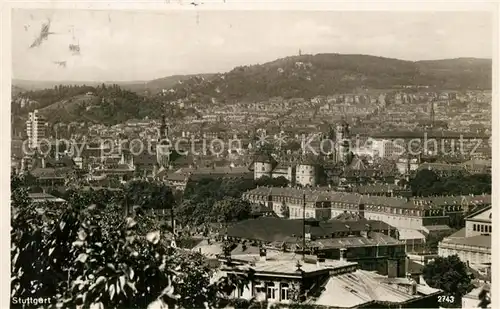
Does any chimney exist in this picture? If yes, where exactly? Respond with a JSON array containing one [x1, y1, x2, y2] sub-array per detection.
[[339, 248, 346, 261], [259, 247, 267, 261], [316, 252, 325, 267]]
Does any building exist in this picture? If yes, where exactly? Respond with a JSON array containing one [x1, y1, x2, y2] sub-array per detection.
[[462, 283, 491, 308], [26, 110, 46, 149], [372, 139, 405, 159], [242, 187, 454, 231], [242, 187, 491, 253], [218, 250, 442, 307], [29, 156, 76, 188], [251, 153, 278, 180], [225, 216, 407, 276], [438, 206, 491, 267], [295, 158, 319, 187], [351, 183, 412, 197], [156, 115, 171, 168], [157, 165, 253, 191], [417, 162, 466, 177], [461, 159, 492, 174], [335, 118, 352, 164], [28, 192, 66, 204]]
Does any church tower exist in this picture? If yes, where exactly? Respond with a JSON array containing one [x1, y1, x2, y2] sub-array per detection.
[[335, 117, 351, 164], [156, 115, 171, 168]]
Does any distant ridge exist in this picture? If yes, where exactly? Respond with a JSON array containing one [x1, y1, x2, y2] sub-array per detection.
[[12, 54, 491, 99]]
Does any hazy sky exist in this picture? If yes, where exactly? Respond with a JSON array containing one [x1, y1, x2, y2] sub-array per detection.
[[12, 9, 493, 82]]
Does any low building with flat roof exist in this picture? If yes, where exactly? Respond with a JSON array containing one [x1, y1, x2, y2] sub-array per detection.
[[218, 249, 442, 308]]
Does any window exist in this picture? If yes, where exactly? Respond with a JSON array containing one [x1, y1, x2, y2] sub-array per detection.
[[473, 224, 477, 231], [261, 166, 265, 171], [480, 225, 484, 233], [489, 226, 492, 233], [267, 282, 276, 300], [281, 283, 290, 301], [254, 281, 264, 297]]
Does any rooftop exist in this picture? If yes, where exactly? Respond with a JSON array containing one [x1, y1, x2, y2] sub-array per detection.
[[226, 217, 397, 244], [244, 187, 492, 210], [28, 192, 66, 203], [441, 235, 491, 249], [226, 251, 357, 277], [315, 269, 440, 307]]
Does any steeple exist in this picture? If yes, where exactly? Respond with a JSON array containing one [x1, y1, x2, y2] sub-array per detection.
[[430, 100, 435, 129], [159, 114, 168, 141]]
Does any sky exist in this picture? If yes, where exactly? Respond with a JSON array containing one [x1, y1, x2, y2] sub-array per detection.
[[11, 9, 493, 82]]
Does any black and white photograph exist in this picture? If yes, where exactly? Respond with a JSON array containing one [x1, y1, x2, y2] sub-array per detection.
[[7, 4, 496, 309]]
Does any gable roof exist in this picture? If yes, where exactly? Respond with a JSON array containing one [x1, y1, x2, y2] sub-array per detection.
[[465, 205, 492, 220]]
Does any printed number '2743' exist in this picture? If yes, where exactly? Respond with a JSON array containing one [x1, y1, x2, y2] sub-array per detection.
[[438, 295, 455, 303]]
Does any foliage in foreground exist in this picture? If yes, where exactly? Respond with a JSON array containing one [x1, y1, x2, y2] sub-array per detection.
[[11, 188, 249, 309]]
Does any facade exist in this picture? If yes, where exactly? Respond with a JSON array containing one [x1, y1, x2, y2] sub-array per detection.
[[251, 154, 319, 187], [438, 206, 491, 267], [241, 187, 481, 231], [242, 187, 491, 255], [244, 187, 491, 224], [26, 110, 46, 149], [295, 163, 317, 187], [372, 139, 404, 159], [252, 154, 276, 180]]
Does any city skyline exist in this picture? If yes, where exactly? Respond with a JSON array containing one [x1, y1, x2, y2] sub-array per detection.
[[12, 9, 493, 82]]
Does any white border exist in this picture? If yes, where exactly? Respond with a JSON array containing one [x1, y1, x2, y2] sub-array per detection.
[[1, 1, 498, 308]]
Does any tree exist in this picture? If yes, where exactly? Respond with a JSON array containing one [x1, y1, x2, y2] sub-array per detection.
[[255, 176, 289, 187], [422, 255, 474, 307], [178, 177, 257, 225], [410, 169, 491, 197], [410, 169, 439, 196], [424, 229, 457, 253], [280, 203, 290, 219], [124, 180, 175, 210], [212, 197, 252, 223], [11, 188, 251, 308]]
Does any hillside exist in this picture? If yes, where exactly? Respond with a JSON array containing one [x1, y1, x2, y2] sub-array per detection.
[[415, 58, 492, 89], [11, 84, 168, 125], [119, 74, 216, 94], [157, 54, 492, 102], [11, 54, 492, 125], [11, 74, 214, 94]]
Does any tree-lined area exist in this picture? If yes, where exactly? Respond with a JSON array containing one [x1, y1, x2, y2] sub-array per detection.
[[410, 169, 491, 197]]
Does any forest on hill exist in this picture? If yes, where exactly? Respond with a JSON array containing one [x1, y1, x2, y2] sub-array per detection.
[[12, 54, 491, 125]]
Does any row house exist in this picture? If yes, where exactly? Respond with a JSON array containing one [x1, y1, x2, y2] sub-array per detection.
[[242, 187, 491, 232]]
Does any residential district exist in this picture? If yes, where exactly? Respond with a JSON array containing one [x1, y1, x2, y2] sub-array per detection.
[[11, 89, 491, 308]]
